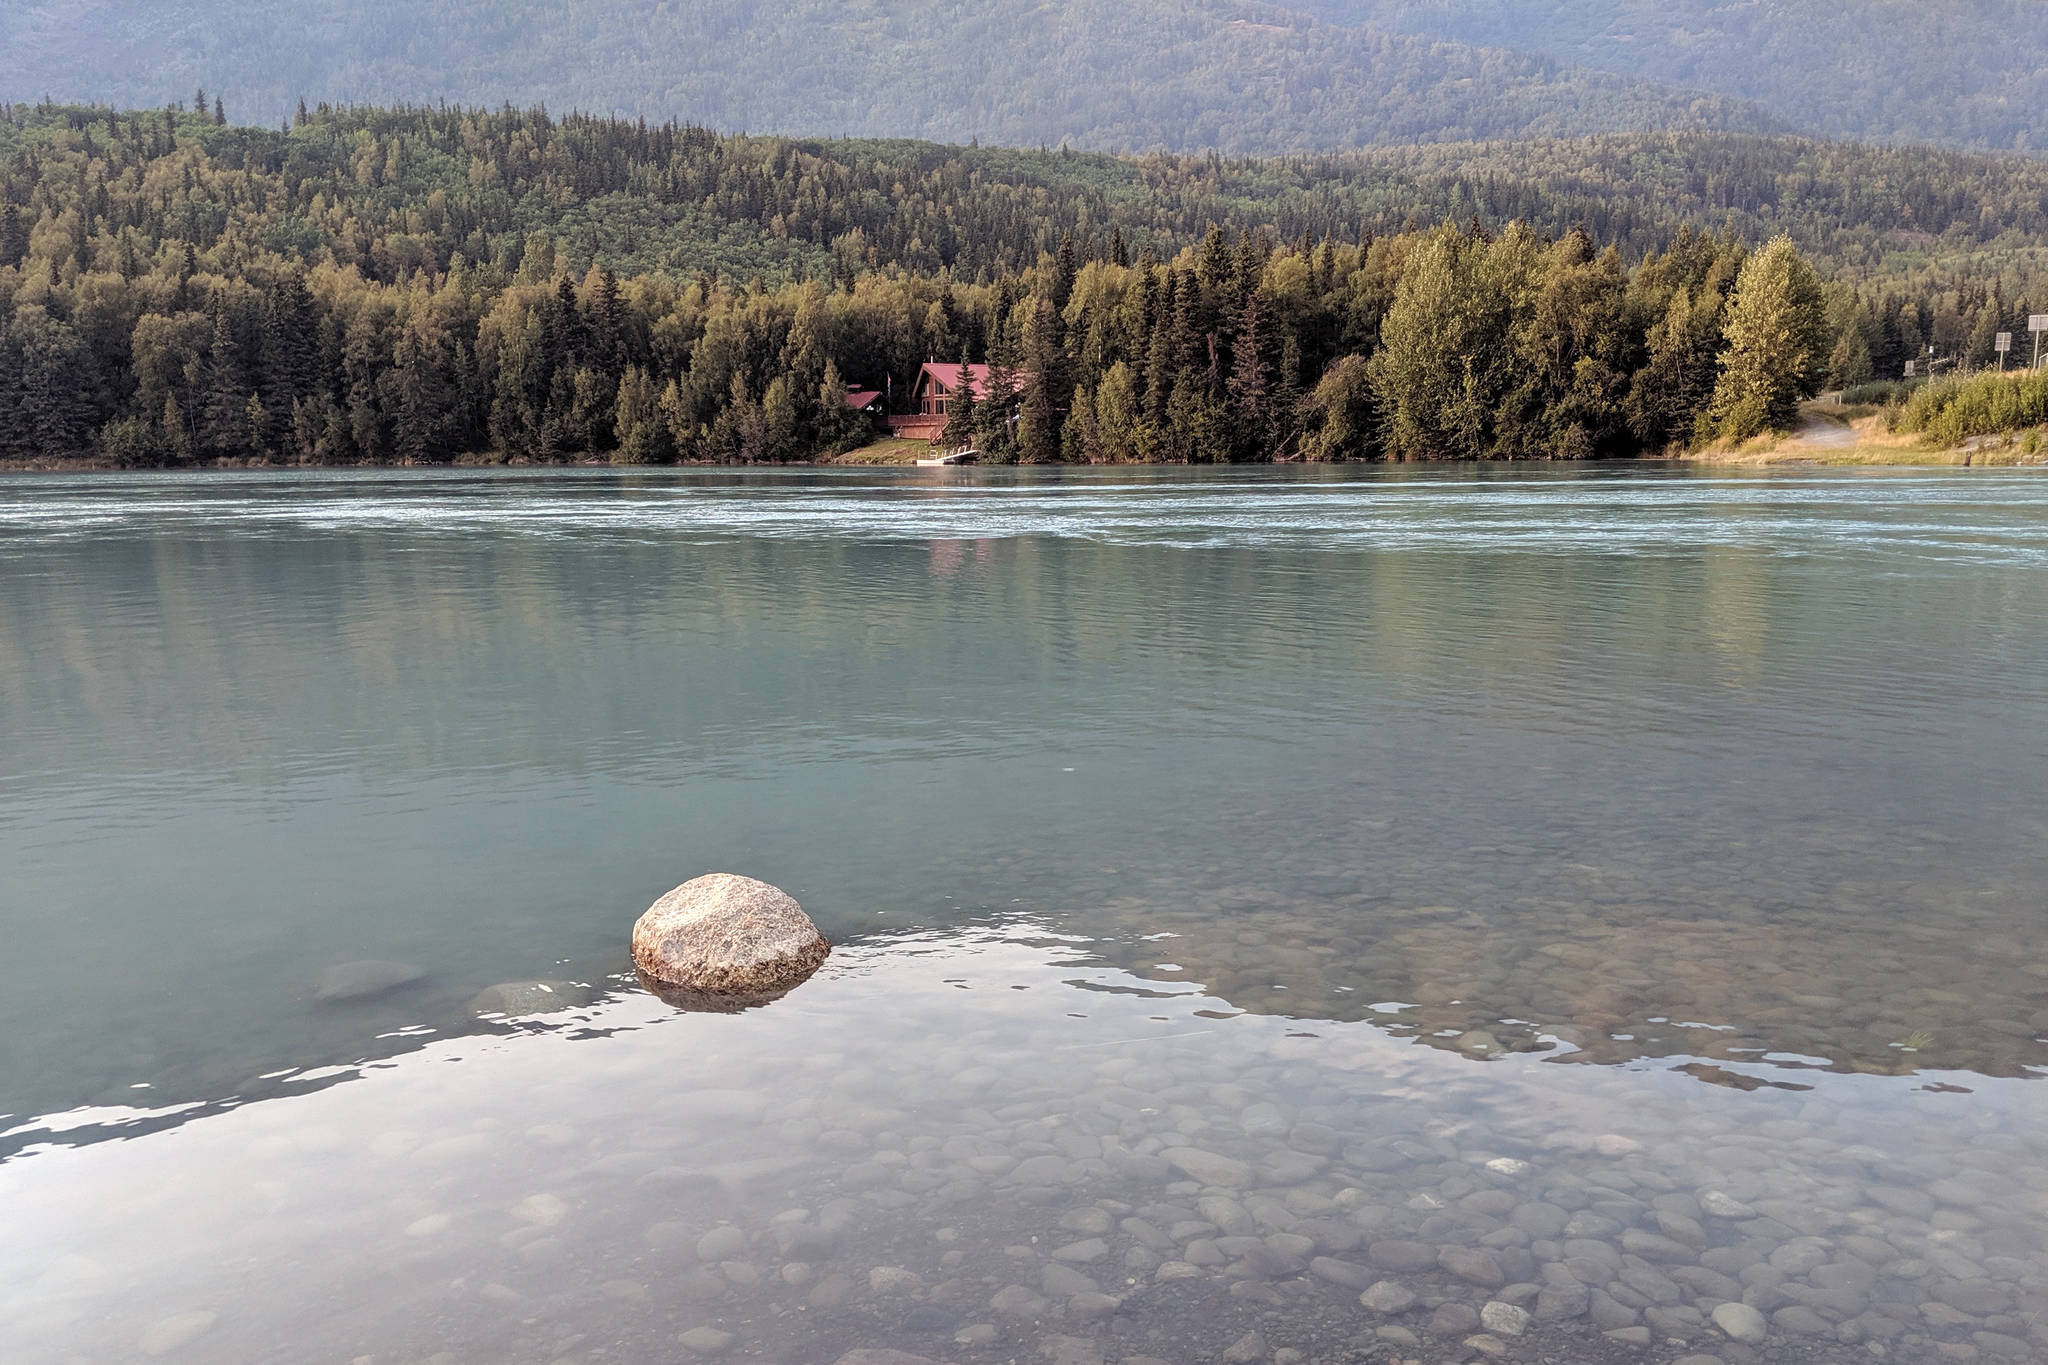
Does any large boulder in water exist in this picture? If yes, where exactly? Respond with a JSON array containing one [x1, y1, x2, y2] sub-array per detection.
[[631, 873, 830, 1003]]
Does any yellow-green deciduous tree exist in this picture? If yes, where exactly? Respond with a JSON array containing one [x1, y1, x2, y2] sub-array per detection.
[[1707, 235, 1828, 441]]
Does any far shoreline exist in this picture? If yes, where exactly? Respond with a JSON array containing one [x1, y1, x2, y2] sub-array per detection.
[[7, 409, 2048, 476], [6, 450, 2046, 475]]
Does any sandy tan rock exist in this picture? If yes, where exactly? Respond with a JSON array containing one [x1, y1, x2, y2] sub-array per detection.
[[632, 873, 829, 999]]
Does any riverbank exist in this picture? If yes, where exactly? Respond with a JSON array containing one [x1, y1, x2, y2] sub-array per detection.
[[9, 425, 2048, 472], [1676, 404, 2048, 468], [821, 438, 938, 465]]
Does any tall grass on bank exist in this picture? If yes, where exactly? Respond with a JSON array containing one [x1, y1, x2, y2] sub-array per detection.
[[1840, 379, 1915, 406], [1895, 370, 2048, 446]]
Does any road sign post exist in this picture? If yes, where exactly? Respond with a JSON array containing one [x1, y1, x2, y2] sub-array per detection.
[[1996, 331, 2012, 371], [2030, 315, 2048, 371]]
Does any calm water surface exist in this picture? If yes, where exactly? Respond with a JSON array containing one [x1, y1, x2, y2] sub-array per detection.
[[2, 466, 2046, 1365]]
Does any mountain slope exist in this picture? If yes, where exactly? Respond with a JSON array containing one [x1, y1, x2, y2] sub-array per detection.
[[0, 0, 1777, 153], [1305, 0, 2048, 151]]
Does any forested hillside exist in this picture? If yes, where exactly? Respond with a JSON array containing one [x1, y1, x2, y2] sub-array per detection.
[[7, 0, 2047, 152], [0, 0, 1775, 153], [4, 103, 2044, 467], [1312, 1, 2048, 152]]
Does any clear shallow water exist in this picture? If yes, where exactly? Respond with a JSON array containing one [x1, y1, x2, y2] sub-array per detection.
[[3, 466, 2048, 1364]]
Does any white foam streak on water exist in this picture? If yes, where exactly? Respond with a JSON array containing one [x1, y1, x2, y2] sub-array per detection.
[[3, 469, 2047, 562]]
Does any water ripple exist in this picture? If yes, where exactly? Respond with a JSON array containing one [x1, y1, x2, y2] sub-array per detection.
[[3, 467, 2047, 563]]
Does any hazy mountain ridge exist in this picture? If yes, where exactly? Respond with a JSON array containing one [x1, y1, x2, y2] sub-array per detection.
[[1305, 0, 2048, 150], [0, 0, 1778, 152]]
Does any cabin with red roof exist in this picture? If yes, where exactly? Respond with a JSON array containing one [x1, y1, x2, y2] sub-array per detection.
[[842, 388, 885, 433], [886, 362, 1025, 443]]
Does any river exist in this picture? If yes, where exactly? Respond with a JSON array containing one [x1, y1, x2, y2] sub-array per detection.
[[2, 465, 2046, 1363]]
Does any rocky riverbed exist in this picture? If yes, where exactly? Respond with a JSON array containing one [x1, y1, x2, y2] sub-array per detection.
[[4, 930, 2042, 1365]]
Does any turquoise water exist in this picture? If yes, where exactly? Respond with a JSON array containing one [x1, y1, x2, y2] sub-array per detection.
[[2, 466, 2046, 1363]]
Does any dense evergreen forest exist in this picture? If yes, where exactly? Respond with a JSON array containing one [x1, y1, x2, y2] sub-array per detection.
[[4, 101, 2047, 466]]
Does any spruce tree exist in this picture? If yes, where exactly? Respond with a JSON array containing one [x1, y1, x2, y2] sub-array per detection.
[[1052, 232, 1078, 314], [940, 351, 978, 452], [198, 304, 247, 459], [1274, 334, 1305, 444], [1144, 273, 1178, 426], [243, 394, 270, 458], [1019, 296, 1069, 463], [161, 393, 192, 464], [1826, 329, 1874, 390], [0, 203, 26, 268], [590, 267, 627, 380], [393, 308, 457, 463], [1195, 226, 1233, 290], [13, 308, 97, 460], [261, 271, 321, 435], [547, 275, 583, 373], [978, 343, 1017, 463], [1226, 290, 1273, 460], [0, 326, 24, 462]]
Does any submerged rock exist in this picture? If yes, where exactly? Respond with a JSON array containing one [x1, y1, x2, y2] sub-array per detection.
[[313, 959, 424, 1001], [1455, 1030, 1503, 1056], [1162, 1146, 1253, 1187], [632, 873, 830, 1002], [467, 979, 591, 1017], [1479, 1301, 1531, 1337], [1712, 1301, 1768, 1344], [1359, 1280, 1417, 1312], [677, 1326, 735, 1356], [138, 1310, 216, 1357]]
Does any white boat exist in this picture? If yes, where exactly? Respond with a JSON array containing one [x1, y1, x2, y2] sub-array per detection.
[[914, 449, 978, 466]]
